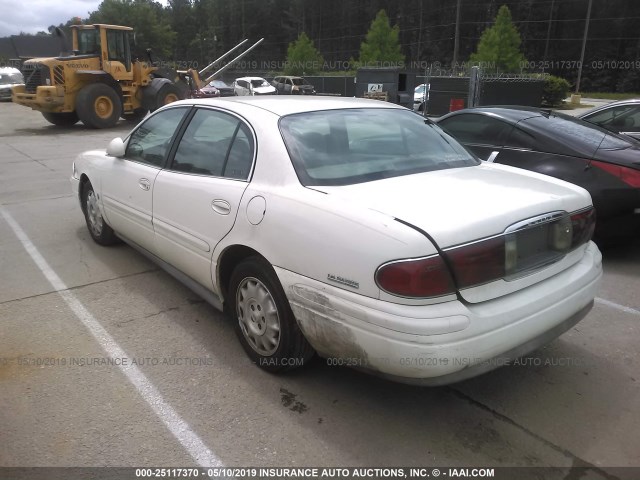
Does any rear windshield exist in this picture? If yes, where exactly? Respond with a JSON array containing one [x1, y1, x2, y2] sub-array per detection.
[[522, 111, 636, 157], [280, 108, 478, 186]]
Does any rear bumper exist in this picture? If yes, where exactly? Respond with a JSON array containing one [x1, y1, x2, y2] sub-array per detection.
[[278, 242, 602, 385]]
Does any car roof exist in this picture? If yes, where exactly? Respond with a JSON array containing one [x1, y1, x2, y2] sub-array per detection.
[[0, 67, 21, 74], [236, 76, 267, 81], [439, 106, 548, 123], [169, 96, 404, 117]]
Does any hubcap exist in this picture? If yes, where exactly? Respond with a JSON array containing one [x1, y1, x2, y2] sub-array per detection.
[[95, 96, 114, 119], [236, 277, 280, 356], [85, 190, 103, 237]]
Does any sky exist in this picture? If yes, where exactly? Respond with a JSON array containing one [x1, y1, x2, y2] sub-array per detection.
[[0, 0, 168, 38]]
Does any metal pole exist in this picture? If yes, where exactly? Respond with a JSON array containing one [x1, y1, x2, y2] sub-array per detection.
[[575, 0, 593, 93], [543, 0, 555, 65], [452, 0, 462, 66], [198, 39, 248, 77]]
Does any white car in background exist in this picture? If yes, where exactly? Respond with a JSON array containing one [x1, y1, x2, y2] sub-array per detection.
[[71, 97, 602, 385], [414, 83, 429, 112], [0, 67, 24, 101], [233, 76, 277, 96]]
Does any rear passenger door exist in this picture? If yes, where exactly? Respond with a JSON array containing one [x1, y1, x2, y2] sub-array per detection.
[[152, 108, 255, 290]]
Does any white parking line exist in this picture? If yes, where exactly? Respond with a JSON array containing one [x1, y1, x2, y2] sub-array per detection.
[[0, 207, 223, 467], [595, 297, 640, 317]]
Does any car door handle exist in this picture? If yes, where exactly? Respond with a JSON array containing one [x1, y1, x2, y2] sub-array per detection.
[[211, 199, 231, 215], [486, 151, 500, 163], [138, 178, 151, 191]]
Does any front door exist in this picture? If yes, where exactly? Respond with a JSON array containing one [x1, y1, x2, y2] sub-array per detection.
[[100, 106, 189, 251]]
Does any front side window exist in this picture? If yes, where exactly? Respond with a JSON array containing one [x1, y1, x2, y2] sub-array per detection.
[[280, 108, 477, 186], [171, 109, 254, 180], [585, 105, 640, 133], [125, 107, 188, 167], [77, 29, 100, 55]]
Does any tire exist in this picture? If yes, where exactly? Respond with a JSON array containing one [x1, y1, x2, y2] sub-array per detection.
[[81, 181, 118, 246], [122, 107, 148, 123], [153, 83, 180, 111], [76, 83, 122, 129], [228, 256, 315, 372], [42, 111, 79, 126]]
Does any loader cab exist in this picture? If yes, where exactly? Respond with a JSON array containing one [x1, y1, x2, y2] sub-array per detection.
[[71, 24, 133, 80]]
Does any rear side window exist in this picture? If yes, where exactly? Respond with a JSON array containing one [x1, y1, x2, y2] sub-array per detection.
[[171, 108, 254, 180], [438, 113, 511, 146], [280, 108, 478, 186], [504, 127, 535, 150]]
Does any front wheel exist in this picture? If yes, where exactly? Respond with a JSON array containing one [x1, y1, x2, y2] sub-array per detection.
[[228, 257, 314, 372], [42, 111, 79, 126], [81, 182, 118, 246], [76, 83, 122, 129]]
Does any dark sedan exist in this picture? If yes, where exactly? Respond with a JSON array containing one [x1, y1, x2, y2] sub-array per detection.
[[207, 79, 236, 97], [578, 99, 640, 141], [436, 107, 640, 242]]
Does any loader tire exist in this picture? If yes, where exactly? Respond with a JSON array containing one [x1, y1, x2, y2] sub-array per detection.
[[42, 111, 79, 127], [153, 83, 180, 111], [76, 83, 122, 129]]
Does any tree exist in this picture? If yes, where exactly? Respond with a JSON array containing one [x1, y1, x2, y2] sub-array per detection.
[[88, 0, 176, 58], [470, 5, 526, 73], [284, 32, 324, 75], [358, 9, 405, 67]]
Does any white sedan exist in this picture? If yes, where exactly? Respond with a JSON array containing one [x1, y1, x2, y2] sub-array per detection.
[[71, 97, 602, 385]]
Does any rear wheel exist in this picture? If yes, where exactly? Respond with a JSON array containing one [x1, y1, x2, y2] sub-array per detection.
[[122, 107, 148, 123], [42, 111, 79, 126], [154, 83, 180, 111], [81, 181, 118, 246], [76, 83, 122, 129], [228, 256, 314, 372]]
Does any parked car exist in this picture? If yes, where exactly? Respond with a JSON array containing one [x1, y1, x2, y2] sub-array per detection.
[[233, 77, 277, 96], [272, 76, 316, 95], [414, 83, 429, 112], [436, 107, 640, 242], [578, 99, 640, 141], [71, 97, 601, 385], [191, 84, 220, 99], [208, 79, 236, 97], [0, 67, 24, 101]]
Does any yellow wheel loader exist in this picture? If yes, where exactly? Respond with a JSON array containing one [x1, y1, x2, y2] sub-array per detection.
[[11, 24, 189, 128]]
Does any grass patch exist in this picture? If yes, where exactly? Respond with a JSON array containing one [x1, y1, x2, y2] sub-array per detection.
[[580, 92, 640, 100]]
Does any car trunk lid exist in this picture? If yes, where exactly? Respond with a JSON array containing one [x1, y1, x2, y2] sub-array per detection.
[[314, 163, 594, 303]]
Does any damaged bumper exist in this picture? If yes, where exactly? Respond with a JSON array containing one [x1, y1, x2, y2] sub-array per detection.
[[277, 242, 602, 386]]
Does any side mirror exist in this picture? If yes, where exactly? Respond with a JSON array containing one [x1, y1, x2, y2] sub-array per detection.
[[107, 137, 126, 157]]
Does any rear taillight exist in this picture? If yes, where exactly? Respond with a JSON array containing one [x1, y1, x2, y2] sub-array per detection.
[[570, 207, 596, 248], [377, 208, 595, 298], [591, 160, 640, 187], [376, 255, 455, 298], [445, 236, 505, 289]]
